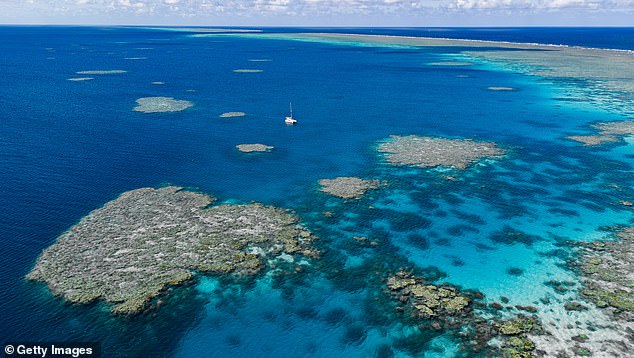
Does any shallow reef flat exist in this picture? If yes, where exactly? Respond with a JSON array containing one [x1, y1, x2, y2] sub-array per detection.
[[536, 227, 634, 357], [567, 135, 619, 146], [461, 48, 634, 115], [574, 228, 634, 317], [377, 135, 504, 170], [464, 46, 634, 91], [196, 32, 555, 49], [567, 120, 634, 146], [318, 177, 381, 199], [27, 187, 317, 315], [236, 143, 273, 153], [133, 96, 193, 113], [204, 31, 630, 53], [149, 27, 262, 33], [427, 61, 473, 66]]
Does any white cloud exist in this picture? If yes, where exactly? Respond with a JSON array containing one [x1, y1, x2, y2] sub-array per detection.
[[1, 0, 633, 24], [545, 0, 598, 9], [446, 0, 634, 10]]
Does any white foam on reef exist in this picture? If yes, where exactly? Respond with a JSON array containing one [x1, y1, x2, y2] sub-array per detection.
[[248, 59, 272, 62], [67, 77, 94, 81], [76, 70, 127, 75], [124, 57, 147, 60], [232, 69, 263, 73], [277, 253, 294, 263], [151, 81, 165, 85]]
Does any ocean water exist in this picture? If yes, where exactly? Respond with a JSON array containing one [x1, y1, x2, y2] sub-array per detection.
[[1, 27, 633, 357]]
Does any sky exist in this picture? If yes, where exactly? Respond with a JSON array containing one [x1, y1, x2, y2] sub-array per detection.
[[1, 0, 634, 26]]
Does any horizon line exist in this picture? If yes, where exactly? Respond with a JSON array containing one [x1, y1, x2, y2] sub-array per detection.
[[2, 24, 634, 28]]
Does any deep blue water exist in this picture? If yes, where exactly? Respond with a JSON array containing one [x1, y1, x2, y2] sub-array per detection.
[[1, 27, 633, 357]]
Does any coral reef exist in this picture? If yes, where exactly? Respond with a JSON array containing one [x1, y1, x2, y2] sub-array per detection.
[[572, 228, 634, 315], [427, 61, 473, 66], [385, 270, 542, 356], [496, 316, 543, 358], [133, 97, 193, 113], [554, 227, 634, 356], [236, 144, 273, 153], [566, 135, 618, 146], [220, 112, 246, 118], [377, 135, 504, 170], [567, 120, 634, 146], [76, 70, 127, 75], [318, 177, 381, 199], [27, 187, 317, 315], [386, 271, 472, 322]]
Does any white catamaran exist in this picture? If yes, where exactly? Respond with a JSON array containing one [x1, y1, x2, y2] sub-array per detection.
[[285, 102, 297, 125]]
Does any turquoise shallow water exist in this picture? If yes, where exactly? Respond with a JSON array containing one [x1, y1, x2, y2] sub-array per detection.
[[1, 27, 633, 357]]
